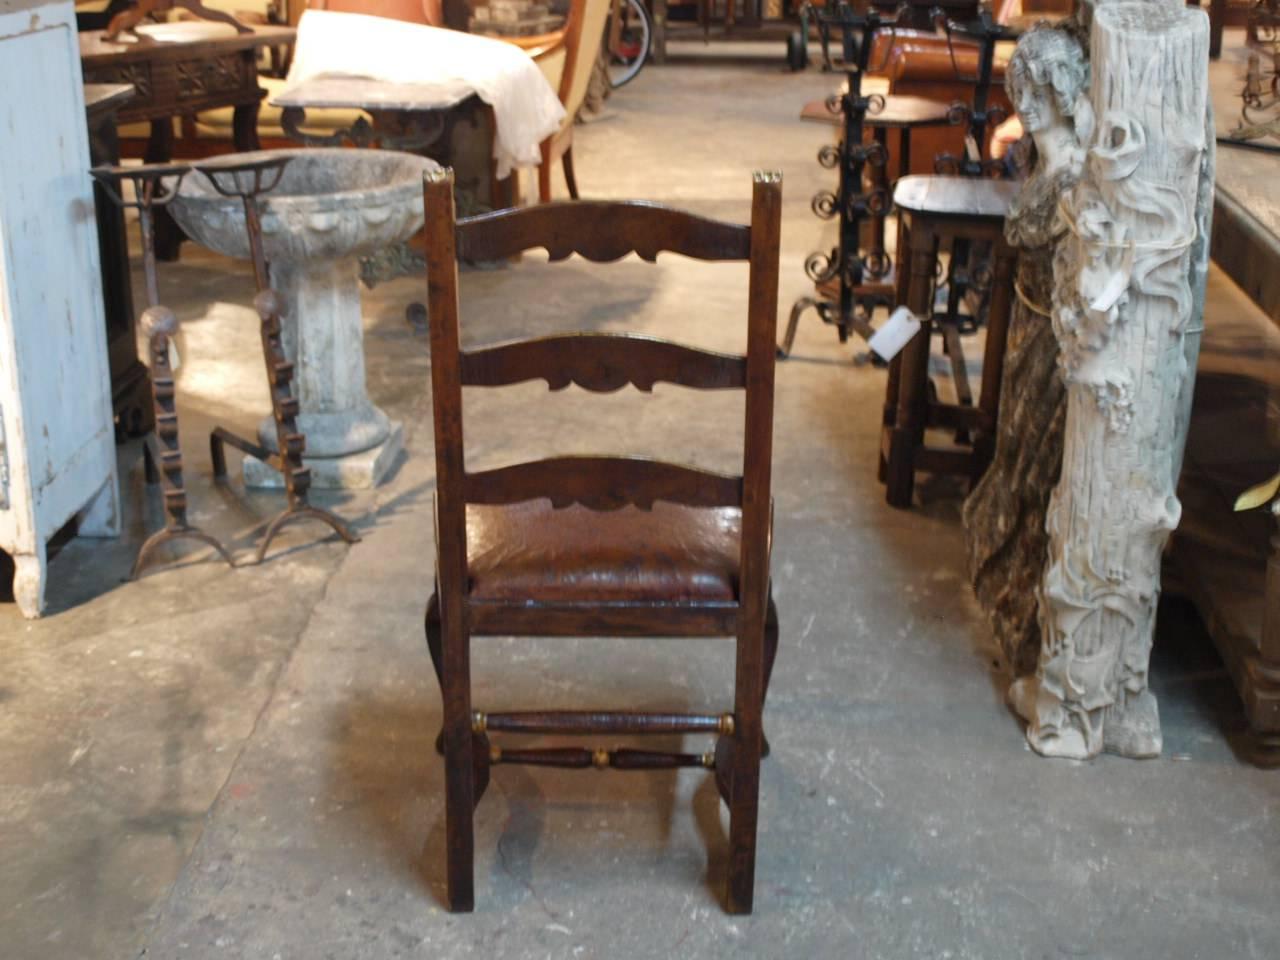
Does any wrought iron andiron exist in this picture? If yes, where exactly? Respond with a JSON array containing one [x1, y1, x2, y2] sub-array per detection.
[[192, 156, 361, 564], [780, 2, 903, 358], [90, 164, 237, 579]]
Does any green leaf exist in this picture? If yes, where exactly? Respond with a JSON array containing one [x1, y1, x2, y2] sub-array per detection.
[[1234, 470, 1280, 511]]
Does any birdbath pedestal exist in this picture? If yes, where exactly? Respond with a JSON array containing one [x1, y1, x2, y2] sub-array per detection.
[[171, 148, 437, 488]]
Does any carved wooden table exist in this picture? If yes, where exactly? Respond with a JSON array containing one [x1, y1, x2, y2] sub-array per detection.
[[79, 24, 296, 259], [880, 175, 1019, 508]]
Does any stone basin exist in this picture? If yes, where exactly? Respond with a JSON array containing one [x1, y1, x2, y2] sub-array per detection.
[[170, 148, 438, 489]]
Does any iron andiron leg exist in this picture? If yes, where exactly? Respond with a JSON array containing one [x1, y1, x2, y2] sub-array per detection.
[[90, 163, 237, 578], [192, 156, 361, 563]]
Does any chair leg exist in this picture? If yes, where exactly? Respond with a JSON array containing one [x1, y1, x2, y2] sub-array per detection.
[[538, 161, 552, 204], [425, 595, 446, 755], [439, 601, 476, 912], [726, 616, 765, 914], [562, 146, 580, 200], [761, 595, 780, 758], [425, 594, 444, 684], [538, 139, 553, 203]]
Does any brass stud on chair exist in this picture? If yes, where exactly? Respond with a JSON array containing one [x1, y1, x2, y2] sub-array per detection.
[[701, 751, 716, 769], [719, 714, 736, 736], [489, 745, 502, 764], [472, 711, 487, 733], [592, 748, 610, 769]]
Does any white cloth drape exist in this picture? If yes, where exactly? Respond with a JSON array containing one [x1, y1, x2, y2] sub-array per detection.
[[284, 10, 566, 178]]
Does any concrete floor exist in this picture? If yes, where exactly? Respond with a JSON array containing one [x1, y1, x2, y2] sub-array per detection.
[[3, 52, 1280, 960]]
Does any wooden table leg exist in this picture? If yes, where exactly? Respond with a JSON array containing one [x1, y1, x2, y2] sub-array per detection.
[[88, 104, 151, 439], [882, 215, 911, 429], [232, 100, 262, 152], [879, 215, 913, 483], [1209, 0, 1225, 59], [651, 0, 668, 64], [885, 220, 937, 507], [147, 117, 184, 263]]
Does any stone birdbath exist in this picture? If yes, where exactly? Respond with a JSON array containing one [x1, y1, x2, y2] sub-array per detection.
[[170, 148, 437, 488]]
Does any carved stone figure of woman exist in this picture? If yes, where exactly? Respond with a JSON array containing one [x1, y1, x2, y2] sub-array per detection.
[[962, 25, 1091, 677]]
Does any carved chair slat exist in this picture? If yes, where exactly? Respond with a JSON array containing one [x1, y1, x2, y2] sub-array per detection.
[[457, 200, 752, 263], [463, 456, 743, 510], [460, 333, 748, 392]]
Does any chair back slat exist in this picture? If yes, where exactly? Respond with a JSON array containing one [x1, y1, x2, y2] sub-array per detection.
[[460, 334, 747, 392], [457, 201, 751, 264], [464, 456, 743, 511]]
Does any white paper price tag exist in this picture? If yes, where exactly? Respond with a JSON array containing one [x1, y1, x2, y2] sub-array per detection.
[[868, 306, 922, 361]]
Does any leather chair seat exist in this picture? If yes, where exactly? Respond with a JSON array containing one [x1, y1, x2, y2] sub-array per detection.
[[464, 500, 746, 603]]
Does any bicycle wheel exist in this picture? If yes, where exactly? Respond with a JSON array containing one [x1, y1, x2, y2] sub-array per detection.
[[606, 0, 652, 89]]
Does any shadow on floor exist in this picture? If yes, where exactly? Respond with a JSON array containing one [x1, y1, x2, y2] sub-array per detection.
[[327, 689, 735, 911]]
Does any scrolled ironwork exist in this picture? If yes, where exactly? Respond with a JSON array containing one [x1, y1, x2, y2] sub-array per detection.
[[841, 252, 864, 287], [804, 249, 840, 284], [853, 141, 887, 167], [979, 157, 1010, 179], [1229, 16, 1280, 143], [933, 152, 963, 176], [862, 249, 891, 280], [848, 188, 890, 218], [787, 0, 909, 357], [1251, 0, 1280, 45], [811, 189, 840, 219]]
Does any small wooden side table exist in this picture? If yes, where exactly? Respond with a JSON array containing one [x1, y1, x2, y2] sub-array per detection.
[[880, 175, 1019, 508]]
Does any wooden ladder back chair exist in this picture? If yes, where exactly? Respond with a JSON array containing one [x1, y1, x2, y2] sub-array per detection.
[[421, 168, 783, 914]]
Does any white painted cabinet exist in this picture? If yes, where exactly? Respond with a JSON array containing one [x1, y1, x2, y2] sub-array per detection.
[[0, 0, 120, 617]]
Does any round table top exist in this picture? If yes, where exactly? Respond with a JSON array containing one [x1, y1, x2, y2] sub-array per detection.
[[800, 94, 957, 130]]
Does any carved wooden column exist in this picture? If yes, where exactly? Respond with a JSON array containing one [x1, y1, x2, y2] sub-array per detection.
[[1013, 2, 1211, 759]]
